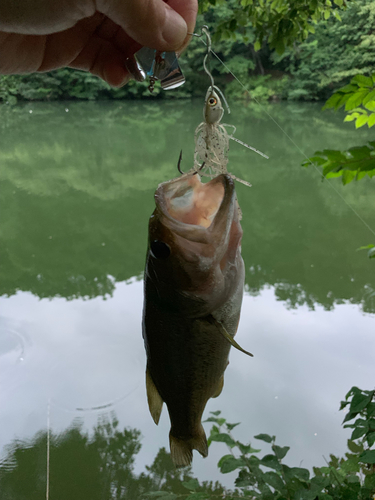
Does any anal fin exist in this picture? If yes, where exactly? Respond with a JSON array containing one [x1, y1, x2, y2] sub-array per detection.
[[146, 367, 163, 425], [212, 375, 224, 398]]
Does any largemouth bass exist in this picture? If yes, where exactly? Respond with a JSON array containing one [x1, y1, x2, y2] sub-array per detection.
[[142, 172, 250, 467]]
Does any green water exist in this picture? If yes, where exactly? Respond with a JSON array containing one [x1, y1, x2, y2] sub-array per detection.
[[0, 100, 374, 497]]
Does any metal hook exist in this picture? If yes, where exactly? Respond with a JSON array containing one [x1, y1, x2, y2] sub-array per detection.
[[177, 150, 184, 175], [177, 150, 205, 175]]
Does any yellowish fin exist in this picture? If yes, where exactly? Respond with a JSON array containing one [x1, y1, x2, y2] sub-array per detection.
[[146, 367, 163, 425], [208, 315, 254, 357], [170, 424, 208, 467], [212, 375, 224, 398]]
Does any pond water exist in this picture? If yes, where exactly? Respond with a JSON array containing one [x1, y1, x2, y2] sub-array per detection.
[[0, 99, 374, 497]]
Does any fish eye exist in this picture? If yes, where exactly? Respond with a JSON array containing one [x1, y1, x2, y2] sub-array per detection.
[[208, 97, 217, 106], [150, 240, 171, 259]]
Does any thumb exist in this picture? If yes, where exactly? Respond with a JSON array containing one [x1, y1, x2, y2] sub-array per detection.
[[98, 0, 197, 52]]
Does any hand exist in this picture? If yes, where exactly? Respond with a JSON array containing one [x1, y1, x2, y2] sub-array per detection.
[[0, 0, 197, 87]]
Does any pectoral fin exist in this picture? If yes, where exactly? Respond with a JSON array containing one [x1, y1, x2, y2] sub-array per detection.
[[146, 367, 163, 425], [207, 315, 254, 357]]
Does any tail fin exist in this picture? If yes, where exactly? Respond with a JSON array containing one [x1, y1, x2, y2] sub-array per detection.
[[169, 424, 208, 467]]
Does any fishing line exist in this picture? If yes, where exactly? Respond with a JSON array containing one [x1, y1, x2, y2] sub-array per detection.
[[209, 47, 375, 238], [191, 33, 375, 239], [46, 399, 50, 500]]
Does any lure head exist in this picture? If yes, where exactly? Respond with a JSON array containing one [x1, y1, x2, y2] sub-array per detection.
[[204, 88, 224, 125]]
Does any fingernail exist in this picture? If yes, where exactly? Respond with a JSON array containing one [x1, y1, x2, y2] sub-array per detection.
[[163, 7, 187, 49]]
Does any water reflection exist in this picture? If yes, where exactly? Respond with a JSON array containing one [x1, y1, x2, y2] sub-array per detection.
[[0, 100, 374, 490], [0, 101, 374, 311], [0, 415, 212, 499], [1, 281, 374, 489]]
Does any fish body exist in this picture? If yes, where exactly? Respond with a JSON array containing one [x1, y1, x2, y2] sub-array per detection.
[[142, 173, 245, 466]]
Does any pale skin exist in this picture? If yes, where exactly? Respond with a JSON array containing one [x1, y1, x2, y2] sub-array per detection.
[[0, 0, 198, 87]]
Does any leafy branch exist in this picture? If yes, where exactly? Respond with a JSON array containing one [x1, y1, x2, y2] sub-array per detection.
[[145, 387, 375, 500]]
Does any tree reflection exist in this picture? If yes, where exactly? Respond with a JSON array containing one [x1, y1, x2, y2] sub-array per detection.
[[1, 101, 374, 312], [0, 416, 224, 499]]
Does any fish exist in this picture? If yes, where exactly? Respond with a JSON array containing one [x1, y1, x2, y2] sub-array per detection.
[[142, 171, 252, 467]]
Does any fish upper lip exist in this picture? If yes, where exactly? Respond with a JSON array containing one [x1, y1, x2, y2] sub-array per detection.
[[154, 174, 235, 244]]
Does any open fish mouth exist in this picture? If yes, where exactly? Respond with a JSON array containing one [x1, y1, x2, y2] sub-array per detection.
[[154, 173, 235, 244]]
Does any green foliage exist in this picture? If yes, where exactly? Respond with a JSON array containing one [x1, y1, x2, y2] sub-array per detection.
[[324, 73, 375, 129], [150, 388, 375, 499], [199, 0, 346, 54], [201, 390, 375, 499], [277, 0, 375, 101], [302, 141, 375, 184]]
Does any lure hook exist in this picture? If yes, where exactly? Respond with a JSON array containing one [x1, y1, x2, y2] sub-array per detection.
[[177, 150, 205, 176], [177, 150, 184, 175]]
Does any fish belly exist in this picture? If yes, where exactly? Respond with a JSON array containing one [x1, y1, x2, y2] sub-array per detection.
[[143, 271, 244, 465]]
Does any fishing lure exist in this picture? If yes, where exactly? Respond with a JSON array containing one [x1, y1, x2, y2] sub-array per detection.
[[190, 27, 269, 187], [133, 47, 185, 93]]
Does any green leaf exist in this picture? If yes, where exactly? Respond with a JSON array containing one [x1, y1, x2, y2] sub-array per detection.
[[254, 433, 274, 443], [260, 454, 281, 470], [218, 454, 246, 473], [210, 411, 221, 416], [347, 439, 364, 453], [342, 170, 356, 185], [357, 244, 375, 251], [369, 247, 375, 259], [226, 422, 240, 431], [254, 40, 261, 51], [359, 450, 375, 464], [337, 84, 358, 94], [182, 479, 200, 491], [345, 90, 369, 111], [186, 494, 209, 500], [323, 92, 345, 110], [368, 114, 375, 127], [344, 113, 358, 122], [310, 475, 330, 493], [263, 471, 285, 492], [288, 467, 310, 481], [237, 442, 261, 455], [346, 474, 360, 483], [355, 115, 368, 128], [351, 75, 374, 88], [363, 88, 375, 104], [364, 473, 375, 490], [235, 469, 254, 487], [366, 431, 375, 447], [210, 433, 236, 447], [364, 101, 375, 111], [206, 417, 226, 426], [273, 445, 290, 460], [350, 391, 373, 412]]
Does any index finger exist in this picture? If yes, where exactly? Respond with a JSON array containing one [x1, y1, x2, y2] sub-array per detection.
[[97, 0, 198, 52]]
